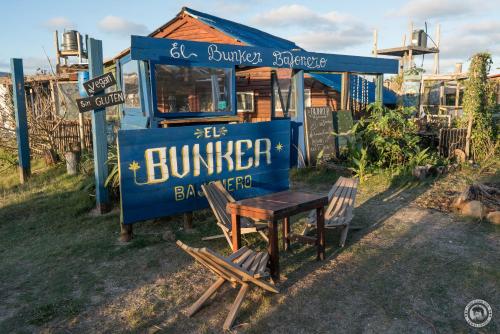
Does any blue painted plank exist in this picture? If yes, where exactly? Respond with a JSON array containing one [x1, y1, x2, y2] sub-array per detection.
[[88, 38, 109, 210], [130, 36, 399, 74], [118, 120, 291, 224], [10, 58, 30, 181]]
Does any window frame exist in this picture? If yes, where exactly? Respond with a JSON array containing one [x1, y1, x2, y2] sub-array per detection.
[[274, 88, 311, 112], [150, 59, 236, 119], [236, 91, 255, 113]]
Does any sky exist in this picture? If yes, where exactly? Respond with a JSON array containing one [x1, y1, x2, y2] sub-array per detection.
[[0, 0, 498, 75]]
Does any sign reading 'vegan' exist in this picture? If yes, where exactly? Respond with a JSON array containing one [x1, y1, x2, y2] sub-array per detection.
[[118, 120, 291, 224]]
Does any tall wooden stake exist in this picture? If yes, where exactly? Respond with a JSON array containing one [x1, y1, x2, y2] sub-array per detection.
[[88, 38, 109, 213], [10, 58, 31, 183]]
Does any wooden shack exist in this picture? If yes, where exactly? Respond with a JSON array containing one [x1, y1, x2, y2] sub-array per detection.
[[107, 7, 394, 125]]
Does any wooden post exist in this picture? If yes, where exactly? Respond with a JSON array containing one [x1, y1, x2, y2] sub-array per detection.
[[54, 31, 60, 67], [120, 223, 133, 242], [183, 212, 193, 230], [88, 38, 109, 213], [10, 58, 31, 184], [341, 72, 350, 110], [291, 69, 305, 168], [433, 24, 441, 75], [372, 29, 378, 56], [375, 74, 384, 104]]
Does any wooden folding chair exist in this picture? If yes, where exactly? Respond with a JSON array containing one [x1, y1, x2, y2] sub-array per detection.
[[302, 177, 359, 247], [201, 181, 268, 246], [177, 240, 278, 331]]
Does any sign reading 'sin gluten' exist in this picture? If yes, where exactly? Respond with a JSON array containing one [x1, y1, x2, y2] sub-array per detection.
[[76, 91, 125, 113], [304, 106, 336, 165], [118, 120, 291, 224]]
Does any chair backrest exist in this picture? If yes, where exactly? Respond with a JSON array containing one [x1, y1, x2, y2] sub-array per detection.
[[201, 181, 235, 230], [325, 177, 359, 220], [176, 240, 278, 293]]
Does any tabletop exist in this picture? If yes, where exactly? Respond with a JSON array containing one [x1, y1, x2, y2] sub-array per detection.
[[227, 190, 328, 221]]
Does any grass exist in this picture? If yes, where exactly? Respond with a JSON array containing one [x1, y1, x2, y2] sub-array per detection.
[[0, 160, 499, 333]]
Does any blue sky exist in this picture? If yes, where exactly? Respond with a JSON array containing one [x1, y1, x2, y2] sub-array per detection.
[[0, 0, 498, 74]]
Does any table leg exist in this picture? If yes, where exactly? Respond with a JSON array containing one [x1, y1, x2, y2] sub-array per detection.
[[268, 219, 280, 280], [231, 213, 241, 252], [316, 207, 325, 260], [283, 217, 291, 251]]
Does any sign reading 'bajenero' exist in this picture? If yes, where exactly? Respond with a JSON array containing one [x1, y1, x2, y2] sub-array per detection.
[[118, 120, 291, 224]]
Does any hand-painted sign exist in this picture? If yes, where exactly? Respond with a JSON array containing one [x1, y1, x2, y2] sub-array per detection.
[[76, 91, 125, 113], [304, 107, 336, 165], [118, 120, 291, 224], [83, 72, 117, 96], [130, 36, 399, 74]]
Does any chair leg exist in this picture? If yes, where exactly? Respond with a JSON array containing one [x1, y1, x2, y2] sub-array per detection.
[[223, 283, 250, 331], [302, 224, 313, 236], [223, 230, 232, 248], [339, 225, 349, 247], [187, 277, 225, 317], [257, 230, 269, 243]]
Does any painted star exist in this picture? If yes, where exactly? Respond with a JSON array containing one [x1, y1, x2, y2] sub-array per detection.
[[128, 161, 141, 172], [275, 142, 284, 152]]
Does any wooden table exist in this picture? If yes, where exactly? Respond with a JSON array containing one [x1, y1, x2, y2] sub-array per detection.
[[227, 191, 328, 280]]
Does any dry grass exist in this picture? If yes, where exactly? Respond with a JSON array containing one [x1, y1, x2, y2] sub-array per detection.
[[0, 162, 499, 333]]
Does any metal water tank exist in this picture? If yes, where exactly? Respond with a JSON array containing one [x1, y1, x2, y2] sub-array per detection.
[[411, 29, 427, 48], [61, 30, 79, 52]]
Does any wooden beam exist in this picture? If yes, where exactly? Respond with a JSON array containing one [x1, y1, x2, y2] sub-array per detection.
[[341, 73, 350, 110], [10, 58, 31, 184], [88, 38, 110, 213], [292, 69, 305, 168], [375, 74, 384, 104]]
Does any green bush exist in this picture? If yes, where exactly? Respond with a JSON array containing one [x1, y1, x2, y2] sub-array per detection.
[[347, 103, 436, 180]]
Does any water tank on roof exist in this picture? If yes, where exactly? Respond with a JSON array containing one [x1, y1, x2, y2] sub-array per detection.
[[61, 30, 80, 52], [411, 29, 427, 48]]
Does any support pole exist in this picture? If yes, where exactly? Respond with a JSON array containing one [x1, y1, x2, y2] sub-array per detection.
[[88, 38, 109, 213], [341, 72, 350, 110], [372, 30, 378, 57], [10, 58, 31, 184], [433, 24, 441, 75], [375, 74, 384, 105], [291, 69, 305, 167]]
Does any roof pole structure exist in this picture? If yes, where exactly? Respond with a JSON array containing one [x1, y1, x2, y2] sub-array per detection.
[[88, 38, 110, 214]]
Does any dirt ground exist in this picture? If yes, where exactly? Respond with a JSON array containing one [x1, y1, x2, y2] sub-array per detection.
[[0, 164, 499, 333]]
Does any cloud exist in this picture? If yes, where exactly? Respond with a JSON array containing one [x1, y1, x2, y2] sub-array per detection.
[[293, 24, 370, 51], [251, 5, 369, 51], [0, 57, 56, 74], [97, 16, 148, 36], [389, 0, 498, 20], [44, 17, 76, 30], [440, 21, 500, 60]]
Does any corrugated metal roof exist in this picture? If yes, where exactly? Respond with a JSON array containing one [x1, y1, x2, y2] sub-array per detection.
[[309, 73, 397, 105], [183, 7, 397, 104], [183, 7, 299, 50]]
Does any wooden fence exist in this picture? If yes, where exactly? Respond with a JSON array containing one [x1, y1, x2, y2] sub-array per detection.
[[30, 119, 93, 157], [438, 128, 467, 158]]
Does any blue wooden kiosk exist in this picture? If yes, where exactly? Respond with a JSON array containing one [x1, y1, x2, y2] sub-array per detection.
[[116, 34, 398, 236]]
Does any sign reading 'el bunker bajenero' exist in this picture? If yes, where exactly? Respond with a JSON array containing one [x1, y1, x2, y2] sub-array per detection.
[[118, 120, 291, 224]]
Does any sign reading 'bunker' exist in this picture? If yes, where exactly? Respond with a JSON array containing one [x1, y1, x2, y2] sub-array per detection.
[[118, 120, 291, 224]]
